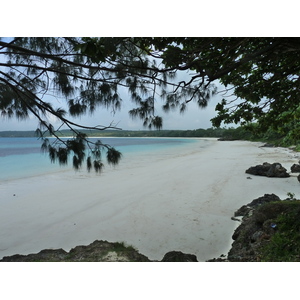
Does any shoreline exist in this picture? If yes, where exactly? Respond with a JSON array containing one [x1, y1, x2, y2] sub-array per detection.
[[1, 139, 299, 261], [0, 136, 200, 182]]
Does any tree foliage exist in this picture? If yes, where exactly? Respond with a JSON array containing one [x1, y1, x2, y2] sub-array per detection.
[[1, 37, 299, 171], [161, 38, 300, 141], [0, 37, 216, 171]]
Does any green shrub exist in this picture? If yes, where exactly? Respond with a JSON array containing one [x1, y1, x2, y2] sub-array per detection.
[[260, 200, 300, 261]]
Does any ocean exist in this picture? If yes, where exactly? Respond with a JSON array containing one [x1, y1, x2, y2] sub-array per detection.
[[0, 137, 198, 181]]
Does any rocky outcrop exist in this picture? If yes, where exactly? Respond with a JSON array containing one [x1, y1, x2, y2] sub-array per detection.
[[0, 248, 69, 262], [0, 240, 200, 262], [247, 193, 281, 207], [234, 194, 281, 219], [228, 194, 282, 261], [161, 251, 198, 262], [291, 164, 300, 173], [0, 240, 151, 262], [245, 162, 290, 178], [227, 194, 300, 261]]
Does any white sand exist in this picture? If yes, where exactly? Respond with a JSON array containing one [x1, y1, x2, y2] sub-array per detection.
[[1, 138, 300, 261]]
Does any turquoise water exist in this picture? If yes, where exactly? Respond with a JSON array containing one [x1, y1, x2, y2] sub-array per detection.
[[0, 137, 197, 181]]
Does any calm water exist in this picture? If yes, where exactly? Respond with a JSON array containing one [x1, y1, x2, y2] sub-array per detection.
[[0, 137, 197, 181]]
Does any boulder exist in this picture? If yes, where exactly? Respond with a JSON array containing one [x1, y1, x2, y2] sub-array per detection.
[[246, 162, 290, 178], [245, 162, 272, 176], [233, 194, 280, 219], [267, 163, 290, 177], [291, 164, 300, 173], [247, 194, 281, 208], [161, 251, 198, 262]]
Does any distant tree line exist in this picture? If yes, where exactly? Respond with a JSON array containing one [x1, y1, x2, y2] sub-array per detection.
[[0, 125, 292, 148], [0, 131, 37, 137], [53, 125, 291, 145]]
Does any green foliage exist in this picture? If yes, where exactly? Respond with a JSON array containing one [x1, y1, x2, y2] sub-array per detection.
[[36, 131, 122, 172], [106, 148, 122, 166], [286, 192, 297, 201], [138, 38, 300, 142], [111, 241, 137, 254], [259, 200, 300, 261], [0, 37, 219, 172]]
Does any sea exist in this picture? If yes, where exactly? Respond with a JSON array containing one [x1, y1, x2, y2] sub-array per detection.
[[0, 137, 199, 181]]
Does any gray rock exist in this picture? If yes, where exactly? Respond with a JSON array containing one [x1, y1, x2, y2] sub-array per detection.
[[246, 162, 289, 178], [161, 251, 198, 262], [251, 230, 264, 242], [246, 162, 271, 176], [234, 205, 251, 217], [247, 194, 281, 208], [291, 164, 300, 173], [267, 163, 290, 177], [0, 240, 151, 262]]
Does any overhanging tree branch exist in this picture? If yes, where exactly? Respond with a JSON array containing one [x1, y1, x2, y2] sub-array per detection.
[[2, 37, 298, 172]]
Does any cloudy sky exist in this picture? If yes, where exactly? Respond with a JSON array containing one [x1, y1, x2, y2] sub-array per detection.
[[0, 81, 225, 132], [1, 1, 292, 132], [0, 37, 229, 132]]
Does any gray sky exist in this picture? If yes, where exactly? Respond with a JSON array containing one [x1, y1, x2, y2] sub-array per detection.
[[0, 39, 229, 132], [0, 86, 225, 131], [2, 2, 291, 132], [0, 1, 292, 131]]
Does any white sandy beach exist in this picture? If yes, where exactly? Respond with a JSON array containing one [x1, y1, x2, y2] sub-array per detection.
[[1, 138, 300, 261]]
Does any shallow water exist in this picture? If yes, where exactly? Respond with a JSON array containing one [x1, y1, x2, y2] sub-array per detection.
[[0, 137, 198, 181]]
